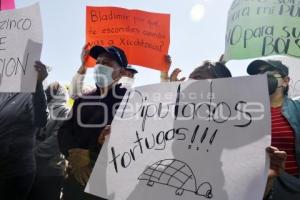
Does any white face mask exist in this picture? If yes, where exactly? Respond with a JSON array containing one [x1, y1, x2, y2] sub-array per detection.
[[118, 76, 135, 89], [94, 64, 114, 88]]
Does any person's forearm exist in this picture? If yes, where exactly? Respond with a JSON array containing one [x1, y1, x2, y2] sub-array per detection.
[[77, 65, 87, 75], [160, 71, 169, 83], [33, 81, 48, 127], [70, 72, 85, 97]]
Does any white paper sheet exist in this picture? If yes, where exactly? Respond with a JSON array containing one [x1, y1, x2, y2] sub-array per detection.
[[0, 3, 43, 93], [87, 75, 271, 200]]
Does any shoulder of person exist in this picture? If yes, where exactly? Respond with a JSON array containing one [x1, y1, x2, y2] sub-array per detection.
[[285, 97, 300, 112]]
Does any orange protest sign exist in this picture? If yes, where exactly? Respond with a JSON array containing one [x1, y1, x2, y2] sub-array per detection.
[[86, 6, 170, 71]]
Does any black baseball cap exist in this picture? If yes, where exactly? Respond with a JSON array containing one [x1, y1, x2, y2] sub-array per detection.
[[247, 60, 289, 76], [89, 45, 128, 68]]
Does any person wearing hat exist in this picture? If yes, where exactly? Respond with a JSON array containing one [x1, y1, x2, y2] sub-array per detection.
[[247, 60, 300, 200], [58, 45, 129, 200], [70, 46, 138, 97]]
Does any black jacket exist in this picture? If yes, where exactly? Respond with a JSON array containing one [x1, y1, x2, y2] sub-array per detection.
[[58, 84, 126, 165], [0, 82, 48, 179]]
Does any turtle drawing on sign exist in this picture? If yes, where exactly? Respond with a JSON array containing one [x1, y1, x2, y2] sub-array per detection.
[[138, 159, 213, 199]]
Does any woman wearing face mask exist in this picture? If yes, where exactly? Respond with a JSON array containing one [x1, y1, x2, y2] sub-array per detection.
[[58, 45, 129, 200], [247, 60, 300, 200]]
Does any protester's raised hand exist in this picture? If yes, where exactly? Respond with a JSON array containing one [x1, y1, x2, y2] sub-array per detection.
[[266, 146, 287, 178], [81, 43, 90, 67], [170, 68, 186, 82], [98, 125, 111, 145], [34, 61, 48, 82]]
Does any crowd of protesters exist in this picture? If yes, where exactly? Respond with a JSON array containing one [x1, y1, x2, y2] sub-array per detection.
[[0, 42, 299, 200]]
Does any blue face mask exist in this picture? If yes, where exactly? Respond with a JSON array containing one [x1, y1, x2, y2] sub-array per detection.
[[94, 64, 114, 88]]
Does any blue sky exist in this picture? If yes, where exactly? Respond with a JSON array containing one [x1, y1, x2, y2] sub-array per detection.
[[15, 0, 249, 87]]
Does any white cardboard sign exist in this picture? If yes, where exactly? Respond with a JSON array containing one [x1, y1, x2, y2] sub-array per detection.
[[0, 3, 43, 93], [87, 75, 271, 200]]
